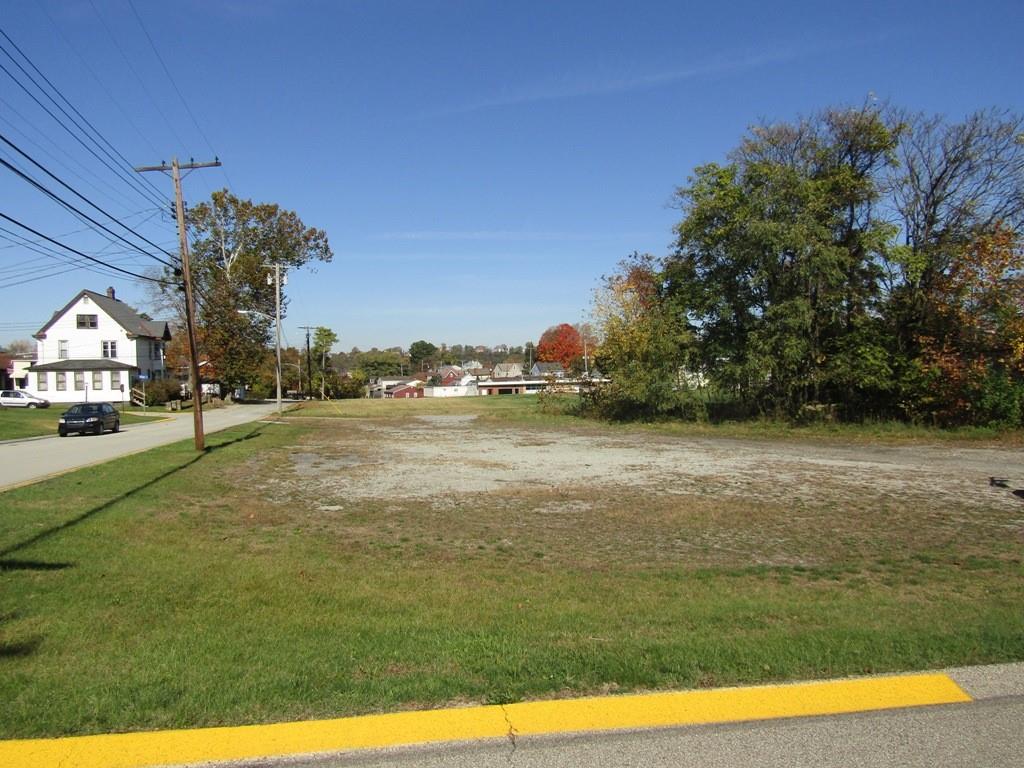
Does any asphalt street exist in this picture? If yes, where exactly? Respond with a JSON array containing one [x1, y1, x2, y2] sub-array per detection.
[[305, 697, 1024, 768], [0, 402, 280, 490], [228, 665, 1024, 768]]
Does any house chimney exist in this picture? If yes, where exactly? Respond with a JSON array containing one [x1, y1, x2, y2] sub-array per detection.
[[106, 286, 116, 300]]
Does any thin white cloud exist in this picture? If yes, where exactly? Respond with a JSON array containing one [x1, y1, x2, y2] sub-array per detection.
[[437, 47, 805, 116], [369, 230, 654, 242]]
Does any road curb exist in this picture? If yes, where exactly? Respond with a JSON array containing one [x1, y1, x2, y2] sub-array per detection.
[[0, 672, 973, 768]]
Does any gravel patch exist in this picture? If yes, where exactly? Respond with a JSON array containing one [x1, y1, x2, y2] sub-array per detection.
[[279, 421, 1022, 514]]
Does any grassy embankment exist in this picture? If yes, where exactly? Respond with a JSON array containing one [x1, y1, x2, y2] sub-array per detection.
[[0, 398, 1021, 738], [0, 406, 161, 441]]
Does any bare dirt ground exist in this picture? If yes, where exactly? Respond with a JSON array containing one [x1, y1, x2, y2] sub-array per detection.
[[284, 414, 1021, 509], [247, 414, 1024, 571]]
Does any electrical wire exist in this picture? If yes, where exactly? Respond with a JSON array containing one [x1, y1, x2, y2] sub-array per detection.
[[0, 212, 177, 286], [0, 153, 178, 270], [125, 0, 236, 194], [85, 0, 192, 157], [0, 210, 164, 251], [39, 2, 162, 160], [0, 25, 169, 205], [0, 98, 151, 215], [0, 225, 150, 286], [0, 39, 168, 210], [0, 132, 177, 265]]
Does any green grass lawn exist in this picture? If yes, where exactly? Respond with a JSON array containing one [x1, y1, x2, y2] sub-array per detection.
[[1, 413, 1021, 739], [0, 406, 160, 441]]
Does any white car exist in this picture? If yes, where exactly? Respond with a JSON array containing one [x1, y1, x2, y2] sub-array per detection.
[[0, 389, 51, 408]]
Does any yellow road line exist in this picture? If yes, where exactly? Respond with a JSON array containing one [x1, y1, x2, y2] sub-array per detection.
[[0, 673, 971, 768]]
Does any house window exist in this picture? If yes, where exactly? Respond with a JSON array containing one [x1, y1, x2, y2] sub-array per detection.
[[102, 341, 117, 358], [151, 341, 162, 360], [74, 372, 85, 391], [37, 372, 48, 391], [92, 371, 103, 391], [77, 314, 98, 329], [58, 340, 69, 359], [56, 372, 66, 391], [110, 370, 122, 390]]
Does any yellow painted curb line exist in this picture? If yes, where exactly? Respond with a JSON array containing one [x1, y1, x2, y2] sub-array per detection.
[[0, 673, 971, 768]]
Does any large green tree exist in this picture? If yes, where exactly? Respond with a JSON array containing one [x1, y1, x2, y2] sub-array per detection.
[[159, 190, 332, 390], [668, 104, 899, 416], [597, 103, 1023, 425], [408, 340, 438, 370]]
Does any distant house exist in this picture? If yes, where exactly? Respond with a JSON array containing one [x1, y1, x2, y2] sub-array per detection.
[[491, 362, 523, 379], [531, 362, 566, 378], [425, 379, 479, 398], [370, 376, 417, 399], [478, 377, 547, 395], [437, 365, 465, 386], [388, 383, 423, 399], [24, 287, 171, 404], [372, 376, 422, 398]]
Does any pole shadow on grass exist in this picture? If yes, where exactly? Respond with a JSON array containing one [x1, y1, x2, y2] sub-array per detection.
[[0, 611, 42, 659], [0, 559, 72, 571], [0, 424, 266, 560]]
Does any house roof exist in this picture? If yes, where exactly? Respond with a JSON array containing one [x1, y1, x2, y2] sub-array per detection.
[[533, 362, 565, 373], [29, 359, 137, 372], [492, 362, 522, 377], [34, 290, 172, 341]]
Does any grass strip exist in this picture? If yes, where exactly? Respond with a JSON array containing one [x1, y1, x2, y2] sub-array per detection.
[[1, 417, 1021, 739]]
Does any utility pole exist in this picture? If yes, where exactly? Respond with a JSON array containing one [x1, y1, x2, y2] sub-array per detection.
[[263, 264, 284, 416], [320, 347, 327, 400], [299, 325, 314, 400], [136, 157, 221, 452]]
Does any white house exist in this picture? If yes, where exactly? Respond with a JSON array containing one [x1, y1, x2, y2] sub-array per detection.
[[25, 287, 172, 404], [424, 375, 479, 398], [490, 362, 523, 379]]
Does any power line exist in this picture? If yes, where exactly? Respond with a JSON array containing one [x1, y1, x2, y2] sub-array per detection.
[[0, 131, 177, 265], [0, 210, 165, 251], [0, 212, 176, 286], [0, 224, 155, 286], [0, 97, 153, 215], [85, 0, 192, 156], [0, 25, 170, 205], [0, 35, 168, 210], [0, 153, 177, 269], [126, 1, 236, 194], [39, 2, 161, 159]]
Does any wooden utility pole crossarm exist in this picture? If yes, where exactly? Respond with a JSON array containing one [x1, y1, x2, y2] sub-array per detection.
[[135, 156, 222, 452]]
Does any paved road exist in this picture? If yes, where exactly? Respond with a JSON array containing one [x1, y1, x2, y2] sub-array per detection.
[[233, 665, 1024, 768], [309, 698, 1023, 768], [0, 402, 280, 491]]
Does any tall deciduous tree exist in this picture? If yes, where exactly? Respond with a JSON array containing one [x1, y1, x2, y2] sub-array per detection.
[[408, 340, 438, 370], [669, 103, 899, 415], [3, 339, 34, 356], [590, 253, 695, 419], [156, 190, 332, 390], [311, 326, 339, 397], [536, 324, 583, 369], [596, 103, 1023, 425]]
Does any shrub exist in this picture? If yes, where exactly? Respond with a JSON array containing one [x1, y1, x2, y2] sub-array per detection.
[[142, 378, 183, 406]]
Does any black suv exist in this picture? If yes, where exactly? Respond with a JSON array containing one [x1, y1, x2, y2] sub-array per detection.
[[58, 403, 120, 436]]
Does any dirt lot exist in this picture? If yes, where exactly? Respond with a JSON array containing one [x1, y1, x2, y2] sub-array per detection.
[[254, 413, 1024, 570]]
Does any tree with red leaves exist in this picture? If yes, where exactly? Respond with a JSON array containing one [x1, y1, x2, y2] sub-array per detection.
[[536, 323, 583, 369]]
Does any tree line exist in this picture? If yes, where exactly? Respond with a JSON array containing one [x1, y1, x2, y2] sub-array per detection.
[[590, 104, 1024, 426]]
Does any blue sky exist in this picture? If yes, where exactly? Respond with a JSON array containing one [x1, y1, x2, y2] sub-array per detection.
[[1, 0, 1021, 352]]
